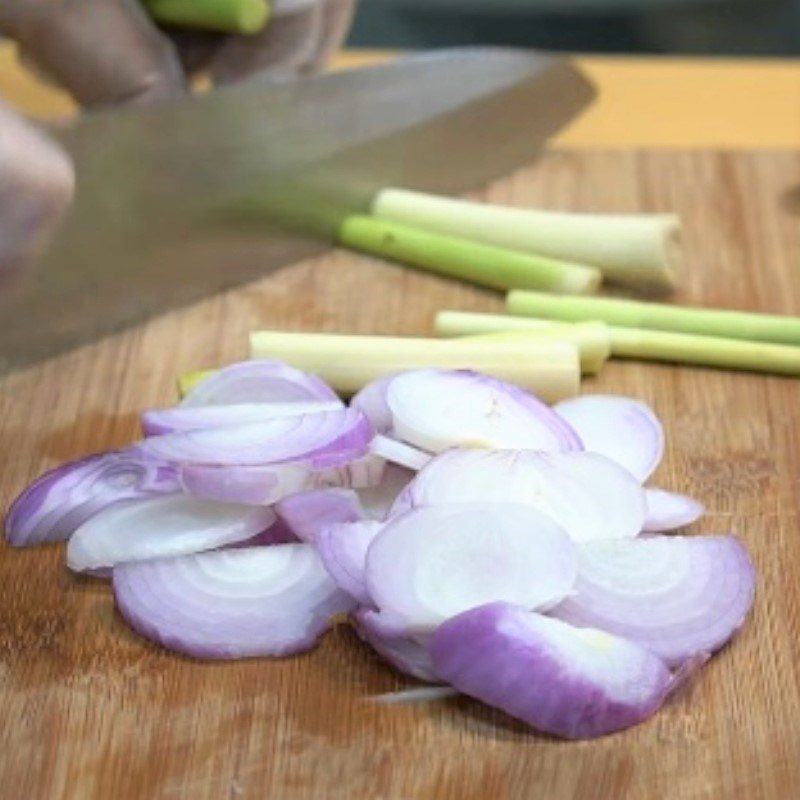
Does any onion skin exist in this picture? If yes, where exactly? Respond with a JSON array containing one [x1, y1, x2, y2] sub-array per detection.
[[5, 452, 179, 547], [113, 545, 354, 660], [429, 602, 672, 739]]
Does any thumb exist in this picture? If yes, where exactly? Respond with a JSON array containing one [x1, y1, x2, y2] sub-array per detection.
[[0, 101, 74, 285]]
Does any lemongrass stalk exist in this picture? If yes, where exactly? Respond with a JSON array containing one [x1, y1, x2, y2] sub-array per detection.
[[178, 370, 213, 398], [249, 331, 580, 401], [434, 311, 610, 374], [507, 290, 800, 346], [372, 188, 680, 292], [609, 327, 800, 376], [144, 0, 269, 33], [336, 216, 601, 295]]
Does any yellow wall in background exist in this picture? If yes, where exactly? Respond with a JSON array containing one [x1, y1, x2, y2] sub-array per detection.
[[1, 43, 799, 149]]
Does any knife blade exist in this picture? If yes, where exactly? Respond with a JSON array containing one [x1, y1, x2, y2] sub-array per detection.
[[0, 48, 594, 373]]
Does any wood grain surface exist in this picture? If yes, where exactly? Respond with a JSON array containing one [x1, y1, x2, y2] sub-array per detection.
[[2, 150, 800, 800]]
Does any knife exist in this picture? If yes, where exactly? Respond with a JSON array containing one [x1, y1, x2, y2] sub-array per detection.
[[0, 48, 594, 374]]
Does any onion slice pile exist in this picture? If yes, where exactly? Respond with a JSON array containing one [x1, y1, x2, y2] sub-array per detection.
[[430, 602, 672, 739], [644, 488, 705, 532], [4, 359, 757, 741], [365, 504, 577, 632], [554, 395, 664, 482], [392, 449, 646, 543], [550, 535, 755, 665], [114, 544, 354, 659], [67, 495, 276, 573]]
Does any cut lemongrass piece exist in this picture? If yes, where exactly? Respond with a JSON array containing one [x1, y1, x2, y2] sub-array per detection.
[[371, 188, 679, 292], [507, 290, 800, 346], [337, 215, 601, 295], [250, 331, 580, 402], [179, 369, 213, 398], [434, 313, 610, 376], [144, 0, 269, 34]]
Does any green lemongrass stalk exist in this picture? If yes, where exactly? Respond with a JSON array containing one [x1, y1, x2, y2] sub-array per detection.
[[249, 331, 581, 401], [179, 369, 213, 398], [507, 290, 800, 346], [609, 327, 800, 376], [144, 0, 269, 33], [433, 313, 610, 375], [371, 188, 680, 292], [336, 216, 601, 295]]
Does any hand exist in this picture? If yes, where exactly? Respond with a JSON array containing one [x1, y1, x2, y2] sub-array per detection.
[[0, 0, 357, 282]]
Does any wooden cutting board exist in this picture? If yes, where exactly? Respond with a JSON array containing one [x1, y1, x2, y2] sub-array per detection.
[[1, 149, 799, 800]]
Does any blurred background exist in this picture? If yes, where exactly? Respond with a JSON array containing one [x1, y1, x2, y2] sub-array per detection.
[[348, 0, 800, 55]]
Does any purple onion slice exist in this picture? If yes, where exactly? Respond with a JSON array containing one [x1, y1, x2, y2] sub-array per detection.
[[429, 602, 672, 739], [67, 495, 276, 573], [113, 544, 354, 660], [386, 369, 582, 453], [353, 608, 439, 683], [365, 503, 577, 633], [276, 488, 365, 544], [351, 375, 394, 433], [133, 408, 373, 467], [316, 520, 382, 604], [5, 452, 179, 547], [643, 489, 705, 532], [554, 395, 664, 482], [141, 400, 342, 436], [549, 535, 756, 666], [370, 434, 431, 471], [181, 360, 339, 407], [358, 464, 414, 521], [392, 449, 646, 542]]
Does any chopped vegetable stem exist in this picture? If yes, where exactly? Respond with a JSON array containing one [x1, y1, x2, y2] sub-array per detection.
[[249, 331, 580, 401], [507, 290, 800, 346], [143, 0, 269, 33], [337, 215, 601, 295], [372, 188, 679, 291], [434, 311, 610, 374]]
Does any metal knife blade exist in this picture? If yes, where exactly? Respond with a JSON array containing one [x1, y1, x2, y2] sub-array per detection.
[[0, 48, 594, 373]]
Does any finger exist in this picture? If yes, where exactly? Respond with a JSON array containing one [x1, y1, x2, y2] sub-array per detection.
[[209, 3, 324, 85], [169, 29, 226, 75], [0, 101, 74, 284], [307, 0, 357, 73], [0, 0, 185, 107]]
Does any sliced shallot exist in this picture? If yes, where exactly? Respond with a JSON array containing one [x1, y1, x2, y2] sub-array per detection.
[[365, 503, 577, 632], [351, 375, 394, 433], [181, 360, 339, 406], [353, 608, 439, 683], [181, 453, 384, 506], [358, 464, 414, 521], [549, 535, 756, 666], [369, 434, 431, 471], [554, 395, 664, 482], [113, 544, 354, 659], [385, 369, 582, 453], [392, 449, 646, 542], [141, 400, 342, 436], [276, 488, 365, 543], [5, 452, 179, 547], [134, 408, 373, 467], [316, 520, 382, 604], [429, 602, 672, 739], [67, 495, 276, 573], [643, 488, 705, 532]]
